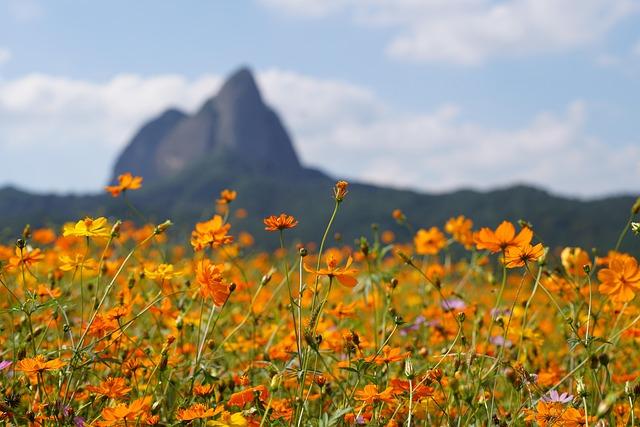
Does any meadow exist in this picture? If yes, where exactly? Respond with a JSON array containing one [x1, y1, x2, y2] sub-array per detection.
[[1, 174, 640, 426]]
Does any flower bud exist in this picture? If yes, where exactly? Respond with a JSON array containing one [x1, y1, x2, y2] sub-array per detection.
[[154, 220, 173, 235], [111, 220, 122, 236], [404, 357, 414, 379], [333, 180, 349, 203]]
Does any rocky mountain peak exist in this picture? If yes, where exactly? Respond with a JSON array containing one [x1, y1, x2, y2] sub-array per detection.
[[110, 66, 304, 184]]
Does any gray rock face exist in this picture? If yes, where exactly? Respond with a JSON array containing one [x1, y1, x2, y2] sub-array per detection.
[[110, 67, 303, 184]]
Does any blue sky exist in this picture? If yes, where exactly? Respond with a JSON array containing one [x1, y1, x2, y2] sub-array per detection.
[[0, 0, 639, 197]]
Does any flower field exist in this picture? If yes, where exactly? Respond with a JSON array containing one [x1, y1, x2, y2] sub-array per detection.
[[2, 175, 640, 426]]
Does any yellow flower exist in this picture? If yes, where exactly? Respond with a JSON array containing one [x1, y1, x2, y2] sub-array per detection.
[[59, 253, 97, 272], [561, 247, 591, 277], [209, 412, 248, 427], [63, 217, 111, 238], [414, 227, 446, 255], [105, 172, 143, 197], [144, 263, 182, 281]]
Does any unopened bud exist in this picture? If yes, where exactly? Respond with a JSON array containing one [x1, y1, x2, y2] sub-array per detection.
[[404, 357, 414, 379], [111, 220, 122, 236], [22, 224, 31, 240], [154, 220, 173, 235]]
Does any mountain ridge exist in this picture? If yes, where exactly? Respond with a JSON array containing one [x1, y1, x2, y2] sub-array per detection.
[[1, 66, 637, 251]]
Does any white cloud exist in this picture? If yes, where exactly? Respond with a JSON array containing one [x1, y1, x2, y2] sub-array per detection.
[[0, 48, 11, 66], [260, 0, 640, 65], [0, 70, 638, 196]]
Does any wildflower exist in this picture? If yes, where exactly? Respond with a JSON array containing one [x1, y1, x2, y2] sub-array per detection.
[[561, 247, 591, 277], [445, 215, 474, 247], [366, 346, 410, 365], [541, 390, 574, 404], [144, 263, 182, 281], [34, 283, 62, 299], [193, 383, 215, 396], [59, 254, 97, 272], [105, 172, 143, 197], [474, 220, 533, 253], [392, 209, 406, 223], [63, 217, 111, 239], [354, 384, 396, 405], [504, 243, 545, 268], [32, 228, 56, 244], [263, 213, 298, 231], [524, 401, 564, 425], [441, 298, 466, 311], [96, 397, 151, 426], [209, 412, 248, 427], [176, 403, 220, 421], [304, 253, 358, 287], [334, 180, 349, 202], [8, 246, 44, 270], [414, 227, 446, 255], [16, 355, 66, 383], [598, 256, 640, 303], [217, 189, 237, 205], [0, 361, 12, 371], [227, 385, 269, 408], [196, 260, 230, 306], [86, 377, 131, 399], [191, 215, 233, 251]]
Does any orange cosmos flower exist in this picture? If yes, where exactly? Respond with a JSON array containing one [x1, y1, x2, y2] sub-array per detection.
[[414, 227, 446, 255], [193, 383, 215, 396], [445, 215, 474, 247], [263, 213, 298, 231], [365, 345, 410, 365], [227, 385, 269, 408], [196, 260, 230, 306], [32, 228, 56, 244], [16, 355, 66, 374], [304, 253, 358, 287], [105, 172, 143, 197], [8, 246, 44, 270], [176, 403, 221, 421], [561, 247, 591, 277], [523, 401, 564, 426], [504, 243, 545, 268], [33, 284, 62, 299], [598, 256, 640, 303], [191, 215, 233, 251], [354, 384, 396, 405], [216, 189, 237, 205], [63, 217, 111, 238], [86, 377, 131, 399], [97, 396, 152, 426], [474, 220, 532, 253]]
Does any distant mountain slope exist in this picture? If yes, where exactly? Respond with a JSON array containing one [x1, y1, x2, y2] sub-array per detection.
[[1, 67, 637, 251], [110, 67, 309, 184]]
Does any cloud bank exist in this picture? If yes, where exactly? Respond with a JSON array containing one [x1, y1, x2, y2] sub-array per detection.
[[260, 0, 639, 65], [0, 69, 638, 196]]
